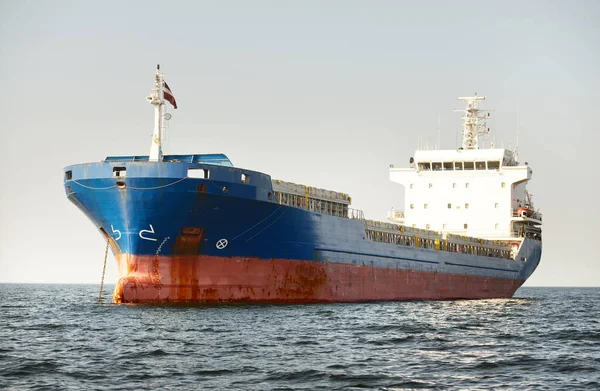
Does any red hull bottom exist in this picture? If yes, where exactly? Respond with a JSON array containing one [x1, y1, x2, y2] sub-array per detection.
[[112, 254, 524, 303]]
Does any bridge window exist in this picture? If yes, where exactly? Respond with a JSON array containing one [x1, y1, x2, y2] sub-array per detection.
[[488, 161, 500, 169], [443, 162, 454, 170], [418, 162, 431, 171], [464, 162, 474, 170], [241, 173, 250, 184], [454, 162, 463, 170], [476, 161, 486, 170], [432, 162, 442, 171], [65, 170, 72, 180]]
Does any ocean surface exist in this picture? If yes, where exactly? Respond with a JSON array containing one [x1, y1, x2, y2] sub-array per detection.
[[0, 285, 598, 390]]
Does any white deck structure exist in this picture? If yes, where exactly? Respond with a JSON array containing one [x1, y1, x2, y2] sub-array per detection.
[[389, 95, 542, 241]]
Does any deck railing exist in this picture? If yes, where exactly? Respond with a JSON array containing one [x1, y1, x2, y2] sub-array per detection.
[[348, 208, 364, 220]]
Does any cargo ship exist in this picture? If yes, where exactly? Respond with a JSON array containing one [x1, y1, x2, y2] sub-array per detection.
[[64, 67, 542, 303]]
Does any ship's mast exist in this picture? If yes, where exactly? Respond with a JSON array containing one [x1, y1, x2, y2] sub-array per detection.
[[148, 65, 165, 162], [454, 94, 491, 150]]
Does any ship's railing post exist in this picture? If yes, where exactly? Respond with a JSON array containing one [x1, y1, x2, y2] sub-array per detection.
[[348, 208, 364, 220]]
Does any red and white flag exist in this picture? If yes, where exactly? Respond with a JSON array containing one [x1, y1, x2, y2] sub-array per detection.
[[163, 82, 178, 109]]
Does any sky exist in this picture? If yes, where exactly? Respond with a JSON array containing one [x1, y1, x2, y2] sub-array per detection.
[[0, 0, 598, 286]]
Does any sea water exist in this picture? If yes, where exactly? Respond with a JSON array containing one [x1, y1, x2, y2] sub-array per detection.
[[1, 285, 598, 390]]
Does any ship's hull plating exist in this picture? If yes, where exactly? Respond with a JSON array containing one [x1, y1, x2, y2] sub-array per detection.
[[64, 160, 542, 304], [113, 254, 525, 303]]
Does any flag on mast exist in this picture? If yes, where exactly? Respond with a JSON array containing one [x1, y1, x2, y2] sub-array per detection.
[[163, 82, 178, 109]]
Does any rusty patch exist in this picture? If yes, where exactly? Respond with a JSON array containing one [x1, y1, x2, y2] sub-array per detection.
[[152, 256, 161, 300], [172, 227, 204, 301], [113, 284, 123, 303], [277, 261, 328, 298], [112, 277, 133, 304], [174, 227, 204, 256]]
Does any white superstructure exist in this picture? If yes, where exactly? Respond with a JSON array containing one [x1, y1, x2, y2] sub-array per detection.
[[389, 95, 542, 241]]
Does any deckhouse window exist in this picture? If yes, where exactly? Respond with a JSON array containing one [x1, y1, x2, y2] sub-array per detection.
[[424, 204, 428, 209], [464, 162, 474, 170], [475, 161, 486, 170], [65, 170, 72, 180], [448, 203, 452, 209], [501, 182, 506, 188], [241, 173, 250, 184], [443, 162, 454, 170], [464, 223, 468, 229]]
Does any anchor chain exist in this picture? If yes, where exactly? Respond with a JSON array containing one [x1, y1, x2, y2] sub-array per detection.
[[98, 239, 109, 303]]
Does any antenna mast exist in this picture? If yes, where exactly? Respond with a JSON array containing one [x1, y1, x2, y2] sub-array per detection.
[[454, 93, 491, 150], [148, 64, 165, 162], [515, 108, 520, 162]]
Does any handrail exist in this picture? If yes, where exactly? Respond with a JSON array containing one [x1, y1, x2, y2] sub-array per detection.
[[348, 208, 364, 220]]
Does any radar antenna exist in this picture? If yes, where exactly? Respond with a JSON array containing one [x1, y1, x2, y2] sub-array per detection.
[[454, 93, 492, 150]]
